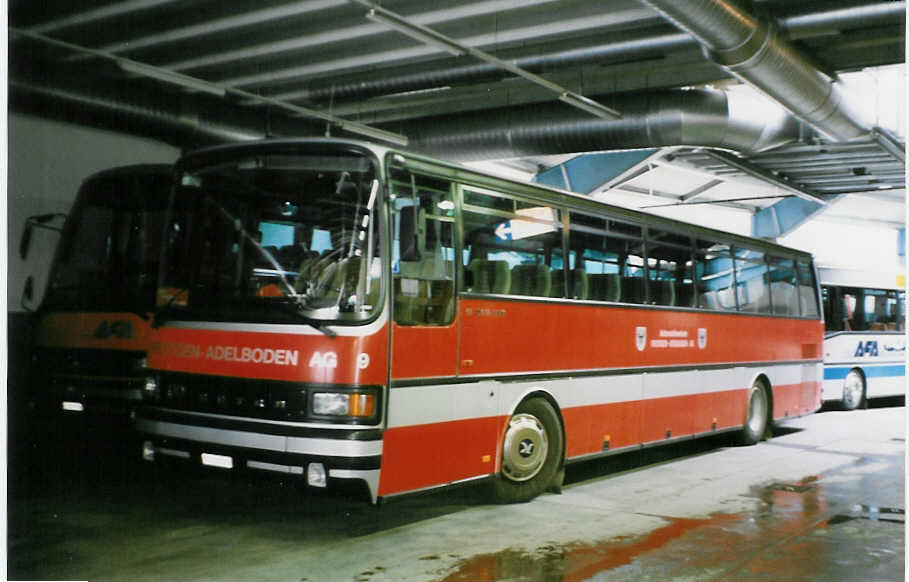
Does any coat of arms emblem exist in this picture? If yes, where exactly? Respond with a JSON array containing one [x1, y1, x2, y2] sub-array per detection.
[[635, 326, 647, 351]]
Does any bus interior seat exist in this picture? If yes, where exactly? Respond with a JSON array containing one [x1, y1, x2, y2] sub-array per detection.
[[700, 290, 718, 310], [294, 251, 322, 292], [588, 273, 621, 302], [770, 283, 797, 315], [717, 287, 736, 310], [511, 264, 551, 297], [674, 282, 694, 308], [621, 276, 645, 304], [652, 279, 676, 306], [572, 269, 589, 300], [467, 259, 511, 294], [550, 269, 565, 298]]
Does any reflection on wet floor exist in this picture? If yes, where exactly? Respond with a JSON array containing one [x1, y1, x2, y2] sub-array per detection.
[[8, 404, 905, 582], [438, 469, 905, 582]]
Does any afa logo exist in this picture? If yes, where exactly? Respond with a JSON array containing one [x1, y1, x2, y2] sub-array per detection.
[[854, 340, 879, 357]]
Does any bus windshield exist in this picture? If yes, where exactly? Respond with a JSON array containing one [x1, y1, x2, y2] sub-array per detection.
[[159, 149, 383, 324], [43, 169, 170, 313]]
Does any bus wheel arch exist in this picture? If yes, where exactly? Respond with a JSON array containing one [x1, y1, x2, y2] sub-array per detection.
[[491, 392, 565, 503], [842, 368, 866, 411], [739, 375, 771, 445]]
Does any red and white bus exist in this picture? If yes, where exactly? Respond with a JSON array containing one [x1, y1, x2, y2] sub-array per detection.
[[27, 165, 173, 421], [138, 139, 823, 503]]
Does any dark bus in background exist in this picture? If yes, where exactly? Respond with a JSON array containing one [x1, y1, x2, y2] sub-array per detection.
[[25, 164, 172, 422]]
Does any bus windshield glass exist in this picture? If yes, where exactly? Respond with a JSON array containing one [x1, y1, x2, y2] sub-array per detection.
[[160, 149, 382, 324], [44, 171, 170, 313]]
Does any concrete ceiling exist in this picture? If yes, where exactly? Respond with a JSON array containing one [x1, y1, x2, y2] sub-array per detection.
[[8, 0, 907, 232]]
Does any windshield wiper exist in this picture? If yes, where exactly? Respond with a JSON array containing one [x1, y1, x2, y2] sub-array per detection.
[[271, 300, 337, 338]]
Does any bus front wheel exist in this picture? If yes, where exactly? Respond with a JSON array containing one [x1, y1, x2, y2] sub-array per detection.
[[842, 369, 865, 411], [739, 380, 769, 445], [491, 397, 563, 504]]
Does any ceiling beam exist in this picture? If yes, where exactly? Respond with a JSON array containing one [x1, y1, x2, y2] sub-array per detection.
[[162, 0, 571, 74], [680, 179, 724, 203], [871, 126, 906, 163], [702, 150, 827, 205], [341, 0, 621, 120]]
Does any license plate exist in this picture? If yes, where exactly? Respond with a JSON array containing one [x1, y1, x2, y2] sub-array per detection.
[[201, 453, 233, 469]]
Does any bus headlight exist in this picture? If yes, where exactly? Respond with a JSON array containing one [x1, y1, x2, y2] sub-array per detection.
[[312, 391, 376, 418]]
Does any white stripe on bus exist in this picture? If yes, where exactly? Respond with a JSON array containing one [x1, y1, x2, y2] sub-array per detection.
[[387, 363, 817, 429]]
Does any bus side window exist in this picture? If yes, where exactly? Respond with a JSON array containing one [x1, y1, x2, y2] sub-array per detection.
[[796, 261, 820, 319], [696, 241, 736, 312], [388, 168, 455, 326], [768, 256, 799, 316], [734, 247, 770, 314], [462, 189, 562, 299], [646, 228, 694, 307], [569, 211, 645, 304]]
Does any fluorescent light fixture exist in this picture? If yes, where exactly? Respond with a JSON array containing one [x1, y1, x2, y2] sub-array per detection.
[[559, 92, 621, 120], [366, 8, 466, 56], [61, 401, 84, 412], [339, 120, 409, 146], [119, 60, 226, 97]]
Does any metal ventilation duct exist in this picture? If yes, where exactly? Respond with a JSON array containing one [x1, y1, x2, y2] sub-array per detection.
[[11, 70, 801, 161], [287, 3, 902, 106], [9, 77, 320, 148], [397, 88, 802, 161], [638, 0, 868, 141]]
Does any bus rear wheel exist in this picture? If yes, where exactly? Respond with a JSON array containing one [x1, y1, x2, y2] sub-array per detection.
[[739, 380, 769, 445], [842, 369, 865, 411], [491, 397, 563, 504]]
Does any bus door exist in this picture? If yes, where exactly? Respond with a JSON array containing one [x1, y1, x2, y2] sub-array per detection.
[[388, 169, 459, 379]]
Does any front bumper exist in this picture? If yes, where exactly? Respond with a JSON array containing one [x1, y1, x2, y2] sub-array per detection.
[[137, 407, 383, 502]]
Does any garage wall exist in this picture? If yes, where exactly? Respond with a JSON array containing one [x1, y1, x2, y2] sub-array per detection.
[[780, 220, 905, 285], [7, 113, 180, 312]]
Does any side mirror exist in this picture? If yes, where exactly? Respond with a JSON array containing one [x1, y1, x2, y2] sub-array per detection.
[[398, 205, 422, 262], [20, 213, 66, 259]]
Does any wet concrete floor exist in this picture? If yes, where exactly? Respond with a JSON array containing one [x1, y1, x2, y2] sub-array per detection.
[[7, 399, 905, 581]]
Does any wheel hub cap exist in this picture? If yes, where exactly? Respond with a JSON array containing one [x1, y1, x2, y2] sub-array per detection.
[[502, 413, 548, 482]]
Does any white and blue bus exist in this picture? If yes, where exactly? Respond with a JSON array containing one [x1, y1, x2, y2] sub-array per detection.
[[820, 268, 905, 409]]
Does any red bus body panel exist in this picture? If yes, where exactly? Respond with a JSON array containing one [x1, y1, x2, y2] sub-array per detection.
[[378, 298, 822, 496], [147, 325, 388, 386]]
